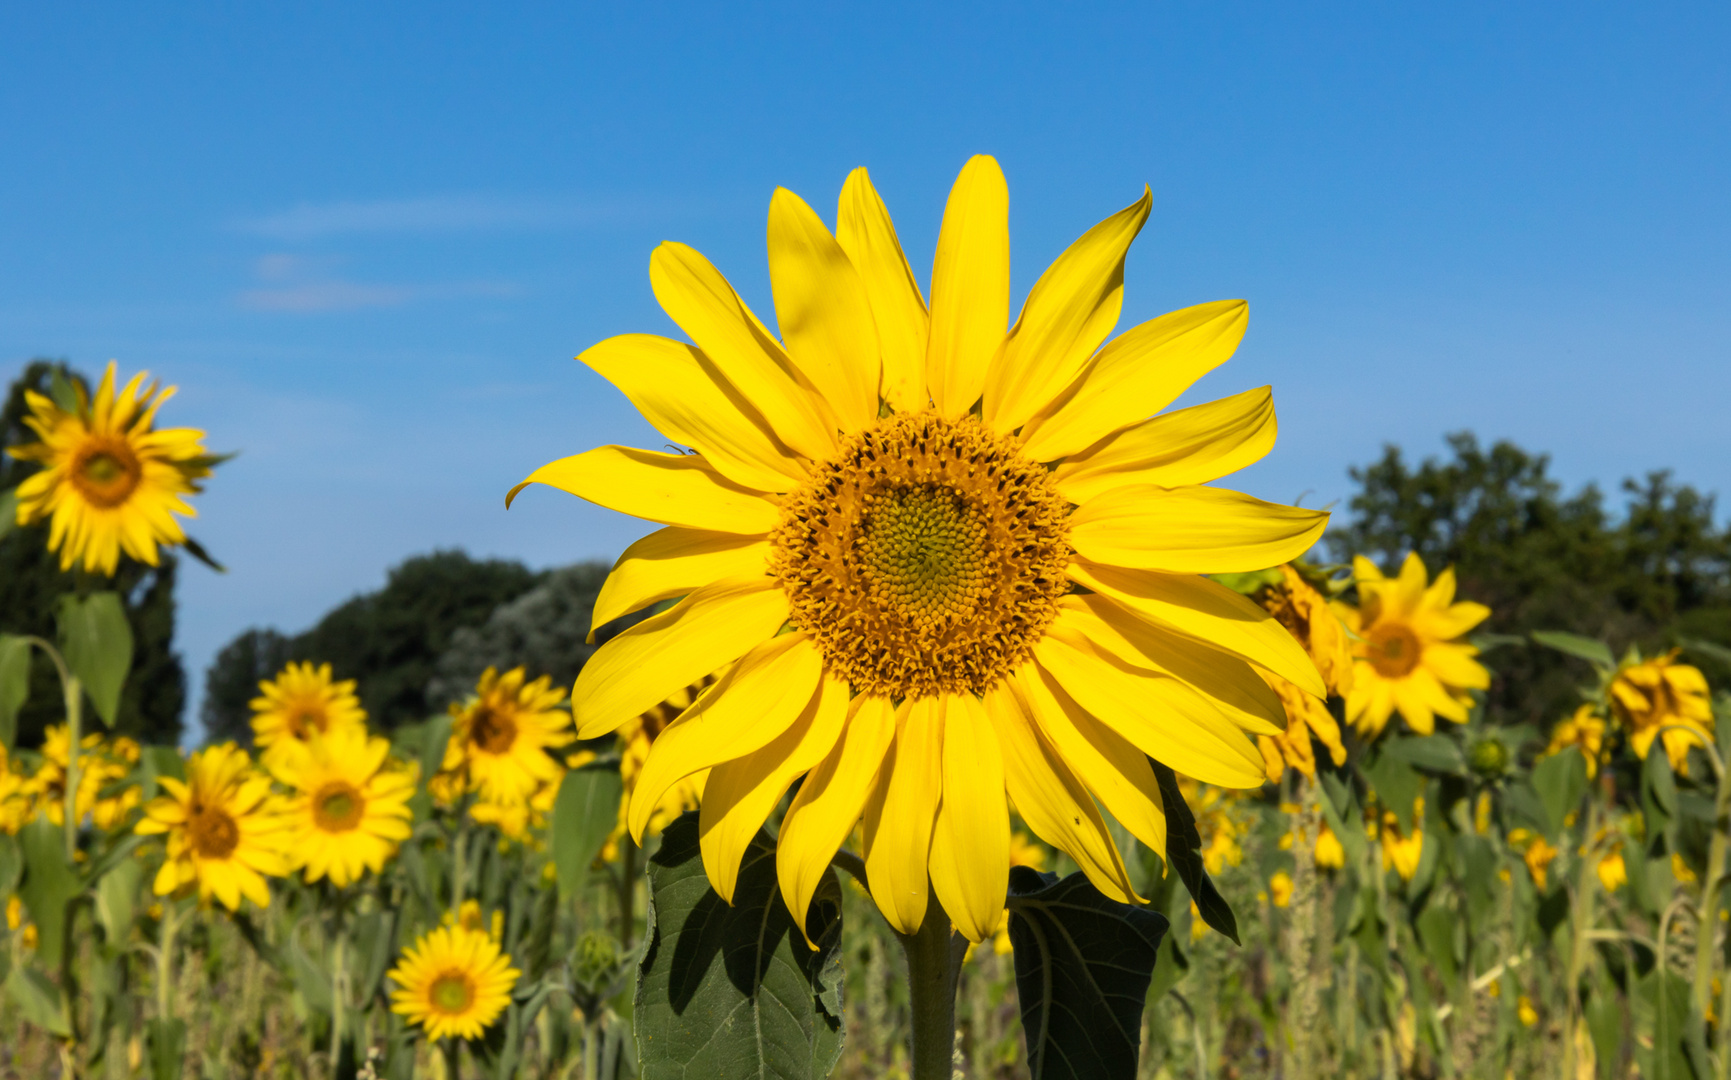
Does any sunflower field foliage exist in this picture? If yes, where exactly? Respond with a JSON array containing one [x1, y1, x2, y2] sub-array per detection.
[[2, 159, 1731, 1080]]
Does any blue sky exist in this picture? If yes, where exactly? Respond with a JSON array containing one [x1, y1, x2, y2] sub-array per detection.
[[3, 2, 1728, 738]]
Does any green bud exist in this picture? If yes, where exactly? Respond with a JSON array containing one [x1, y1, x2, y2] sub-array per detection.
[[1469, 738, 1509, 776]]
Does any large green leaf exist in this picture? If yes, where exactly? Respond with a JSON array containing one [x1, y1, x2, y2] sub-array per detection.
[[635, 813, 843, 1080], [1531, 748, 1587, 838], [5, 964, 71, 1037], [1149, 759, 1237, 943], [551, 763, 623, 900], [148, 1017, 188, 1080], [0, 634, 30, 749], [19, 818, 78, 969], [1006, 867, 1169, 1080], [0, 487, 18, 543], [1530, 630, 1616, 670], [1361, 750, 1422, 832], [56, 591, 133, 727], [1381, 734, 1465, 775]]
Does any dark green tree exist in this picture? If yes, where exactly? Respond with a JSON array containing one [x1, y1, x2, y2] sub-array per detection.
[[199, 628, 293, 745]]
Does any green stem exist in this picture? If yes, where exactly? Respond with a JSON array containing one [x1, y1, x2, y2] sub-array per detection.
[[451, 803, 469, 922], [1564, 800, 1602, 1080], [896, 892, 962, 1080], [617, 840, 638, 949], [156, 902, 181, 1022], [63, 673, 83, 862], [1693, 756, 1731, 1022], [331, 917, 349, 1075]]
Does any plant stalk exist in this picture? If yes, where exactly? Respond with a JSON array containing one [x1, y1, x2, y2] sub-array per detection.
[[63, 672, 83, 861], [1693, 752, 1731, 1021], [897, 893, 962, 1080]]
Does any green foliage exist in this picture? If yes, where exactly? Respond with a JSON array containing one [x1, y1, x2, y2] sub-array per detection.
[[56, 591, 134, 727], [0, 634, 30, 748], [198, 628, 292, 744], [1151, 760, 1238, 943], [551, 763, 623, 900]]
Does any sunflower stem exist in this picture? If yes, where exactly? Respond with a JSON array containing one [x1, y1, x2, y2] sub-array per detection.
[[63, 672, 83, 862], [897, 891, 963, 1080]]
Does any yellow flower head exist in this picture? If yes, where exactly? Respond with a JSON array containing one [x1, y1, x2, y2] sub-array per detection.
[[514, 157, 1331, 942], [6, 362, 214, 575], [443, 900, 505, 941], [440, 667, 572, 805], [135, 743, 288, 910], [1259, 565, 1355, 696], [271, 726, 414, 888], [1257, 677, 1347, 784], [1597, 849, 1627, 892], [1517, 831, 1560, 891], [6, 894, 24, 930], [1380, 798, 1425, 882], [1315, 823, 1346, 869], [1518, 995, 1538, 1028], [1611, 650, 1713, 777], [0, 747, 35, 834], [26, 726, 141, 830], [249, 662, 367, 771], [388, 925, 519, 1041], [1269, 870, 1295, 908], [1344, 553, 1491, 739], [1545, 705, 1608, 779]]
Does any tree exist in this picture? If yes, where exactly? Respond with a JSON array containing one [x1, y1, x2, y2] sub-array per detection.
[[199, 628, 292, 745]]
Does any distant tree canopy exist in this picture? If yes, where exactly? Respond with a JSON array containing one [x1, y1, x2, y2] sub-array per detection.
[[1328, 432, 1731, 726], [1, 361, 188, 748]]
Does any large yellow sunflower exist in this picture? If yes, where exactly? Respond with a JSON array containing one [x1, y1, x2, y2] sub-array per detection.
[[271, 726, 414, 887], [388, 924, 520, 1041], [7, 362, 213, 576], [1342, 553, 1490, 739], [1610, 649, 1713, 776], [511, 157, 1329, 941], [250, 661, 368, 771], [135, 743, 289, 910], [439, 666, 572, 804]]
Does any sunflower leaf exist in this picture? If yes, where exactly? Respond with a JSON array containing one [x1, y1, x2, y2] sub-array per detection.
[[0, 634, 31, 750], [18, 818, 78, 970], [635, 811, 844, 1080], [55, 591, 133, 728], [1149, 758, 1239, 944], [551, 763, 623, 900], [180, 536, 228, 573], [48, 366, 80, 414], [0, 487, 17, 543], [1530, 630, 1616, 671], [1006, 866, 1170, 1080]]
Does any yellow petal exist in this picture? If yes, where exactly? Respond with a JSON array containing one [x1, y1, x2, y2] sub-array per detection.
[[778, 694, 898, 939], [927, 694, 1009, 943], [1018, 300, 1248, 461], [579, 334, 807, 492], [1423, 642, 1491, 691], [700, 675, 849, 904], [836, 168, 929, 414], [648, 241, 839, 461], [862, 698, 942, 934], [1033, 630, 1265, 788], [767, 188, 880, 433], [984, 189, 1150, 433], [1050, 387, 1277, 501], [1068, 559, 1324, 697], [590, 528, 771, 640], [983, 679, 1141, 903], [507, 445, 781, 535], [573, 576, 789, 739], [926, 155, 1009, 420], [627, 631, 824, 840], [1016, 666, 1167, 855], [1068, 484, 1328, 574]]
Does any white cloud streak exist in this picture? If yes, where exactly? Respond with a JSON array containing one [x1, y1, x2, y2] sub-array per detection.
[[235, 195, 652, 241]]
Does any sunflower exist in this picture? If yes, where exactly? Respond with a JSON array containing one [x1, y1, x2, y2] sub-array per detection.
[[510, 157, 1328, 941], [250, 661, 367, 771], [440, 667, 572, 805], [1545, 704, 1608, 779], [271, 726, 414, 887], [1342, 553, 1490, 740], [1610, 649, 1713, 776], [388, 924, 520, 1041], [135, 743, 288, 910], [1379, 798, 1425, 882], [0, 747, 35, 834], [1245, 566, 1350, 783], [26, 726, 141, 830], [6, 362, 213, 576]]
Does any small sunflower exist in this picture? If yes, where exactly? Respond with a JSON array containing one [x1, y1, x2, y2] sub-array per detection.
[[1314, 823, 1345, 869], [388, 925, 520, 1041], [1245, 566, 1350, 783], [440, 667, 572, 805], [250, 661, 367, 770], [0, 747, 35, 835], [1610, 649, 1713, 776], [1378, 798, 1425, 882], [135, 743, 288, 910], [1343, 553, 1491, 739], [6, 362, 214, 576], [26, 726, 141, 830], [1545, 704, 1609, 779], [272, 726, 414, 887]]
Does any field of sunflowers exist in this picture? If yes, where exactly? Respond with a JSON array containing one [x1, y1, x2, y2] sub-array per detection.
[[2, 157, 1729, 1080]]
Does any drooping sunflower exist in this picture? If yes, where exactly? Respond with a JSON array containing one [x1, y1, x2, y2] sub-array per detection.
[[388, 924, 520, 1041], [1342, 553, 1491, 740], [439, 667, 572, 805], [250, 661, 368, 770], [511, 157, 1329, 941], [1545, 704, 1608, 779], [135, 743, 288, 910], [1248, 565, 1351, 783], [271, 726, 415, 887], [7, 362, 214, 576], [1610, 649, 1713, 776]]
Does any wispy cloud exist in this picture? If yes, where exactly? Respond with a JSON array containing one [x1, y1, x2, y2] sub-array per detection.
[[235, 195, 652, 241], [236, 254, 516, 313]]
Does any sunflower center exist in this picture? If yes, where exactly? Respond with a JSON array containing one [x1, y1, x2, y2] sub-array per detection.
[[187, 802, 240, 859], [70, 441, 143, 509], [1367, 623, 1423, 679], [470, 707, 518, 754], [771, 413, 1071, 699], [284, 706, 327, 740], [312, 781, 366, 832], [430, 971, 475, 1015]]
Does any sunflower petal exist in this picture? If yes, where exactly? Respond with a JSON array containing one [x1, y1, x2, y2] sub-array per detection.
[[507, 445, 781, 535], [1069, 484, 1328, 574], [836, 168, 929, 414], [927, 156, 1009, 420], [863, 698, 942, 934], [1050, 387, 1277, 501], [767, 188, 880, 432], [627, 632, 824, 840], [649, 241, 839, 460], [590, 528, 771, 640], [580, 334, 807, 492], [1019, 300, 1249, 461], [985, 189, 1150, 433], [573, 576, 789, 739], [700, 675, 849, 904], [928, 694, 1009, 943]]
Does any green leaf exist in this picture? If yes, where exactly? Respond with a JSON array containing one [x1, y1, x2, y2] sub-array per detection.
[[1007, 867, 1169, 1080], [0, 833, 19, 898], [1643, 747, 1679, 835], [1639, 968, 1691, 1080], [0, 634, 31, 750], [48, 366, 80, 413], [353, 908, 398, 1004], [179, 536, 227, 573], [1414, 906, 1458, 994], [1381, 734, 1466, 775], [1149, 759, 1238, 943], [635, 812, 843, 1080], [0, 487, 18, 543], [289, 930, 334, 1015], [1530, 630, 1616, 670], [19, 818, 78, 969], [1145, 932, 1188, 1003], [1361, 749, 1422, 832], [95, 855, 142, 947], [1681, 637, 1731, 669], [82, 832, 146, 889], [5, 964, 71, 1037], [551, 763, 623, 900], [1318, 777, 1369, 870], [147, 1016, 188, 1080], [1531, 748, 1588, 838], [56, 591, 133, 727]]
